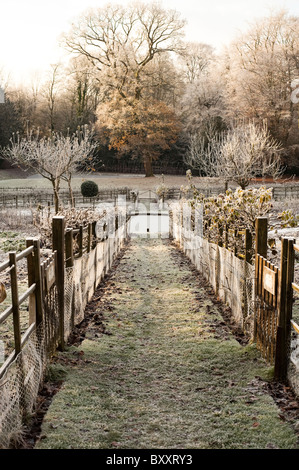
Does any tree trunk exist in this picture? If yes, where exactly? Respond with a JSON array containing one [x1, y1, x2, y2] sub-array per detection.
[[54, 191, 60, 214], [144, 155, 154, 177], [236, 177, 249, 190], [51, 178, 61, 213], [67, 176, 75, 208]]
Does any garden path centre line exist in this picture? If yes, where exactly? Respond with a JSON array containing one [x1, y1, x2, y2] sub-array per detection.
[[36, 238, 298, 449]]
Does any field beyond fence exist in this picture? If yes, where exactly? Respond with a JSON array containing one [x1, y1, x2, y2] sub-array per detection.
[[1, 183, 299, 209]]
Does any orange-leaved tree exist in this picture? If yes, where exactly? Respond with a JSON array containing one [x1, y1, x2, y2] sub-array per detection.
[[97, 96, 180, 177]]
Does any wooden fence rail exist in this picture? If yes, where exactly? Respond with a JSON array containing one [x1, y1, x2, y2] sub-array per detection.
[[0, 244, 38, 379], [0, 188, 132, 208], [0, 183, 299, 208]]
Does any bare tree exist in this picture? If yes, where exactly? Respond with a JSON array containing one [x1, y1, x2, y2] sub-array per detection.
[[184, 128, 224, 177], [177, 46, 226, 152], [184, 121, 283, 188], [223, 10, 299, 145], [179, 42, 215, 83], [63, 56, 100, 131], [4, 126, 96, 212], [42, 64, 62, 132], [0, 71, 23, 157], [62, 2, 185, 176], [62, 2, 186, 101], [141, 52, 183, 107], [60, 126, 97, 207]]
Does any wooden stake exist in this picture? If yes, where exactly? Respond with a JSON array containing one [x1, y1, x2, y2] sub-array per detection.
[[52, 216, 65, 350], [78, 225, 83, 257], [26, 239, 36, 326], [65, 229, 74, 268], [245, 228, 252, 264], [33, 239, 43, 328], [87, 223, 92, 253], [275, 237, 288, 380], [9, 252, 21, 356], [255, 217, 268, 259]]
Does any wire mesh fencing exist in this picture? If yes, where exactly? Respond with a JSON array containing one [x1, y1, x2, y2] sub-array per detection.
[[170, 205, 255, 334], [288, 258, 299, 396], [0, 216, 129, 448], [170, 203, 299, 396], [0, 323, 46, 449]]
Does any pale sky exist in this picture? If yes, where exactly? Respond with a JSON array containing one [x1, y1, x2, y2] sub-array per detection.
[[1, 0, 299, 86]]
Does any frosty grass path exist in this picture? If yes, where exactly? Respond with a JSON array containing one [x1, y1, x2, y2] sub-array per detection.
[[36, 238, 298, 449]]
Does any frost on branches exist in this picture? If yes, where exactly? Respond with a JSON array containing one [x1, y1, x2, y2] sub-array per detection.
[[180, 170, 273, 235], [184, 121, 283, 189], [4, 127, 96, 212]]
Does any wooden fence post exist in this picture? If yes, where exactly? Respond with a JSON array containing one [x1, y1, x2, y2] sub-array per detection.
[[245, 228, 253, 264], [275, 237, 295, 380], [254, 217, 268, 341], [65, 229, 74, 269], [255, 217, 268, 291], [26, 238, 44, 329], [9, 252, 21, 356], [218, 223, 223, 247], [224, 224, 228, 248], [78, 225, 83, 258], [92, 221, 97, 249], [255, 217, 268, 258], [87, 223, 92, 253], [26, 239, 36, 326], [52, 216, 65, 350], [234, 229, 238, 256], [274, 237, 289, 380], [33, 239, 44, 329], [92, 221, 98, 290]]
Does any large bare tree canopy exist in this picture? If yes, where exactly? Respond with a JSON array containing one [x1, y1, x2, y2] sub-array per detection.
[[223, 10, 299, 145], [62, 2, 186, 100]]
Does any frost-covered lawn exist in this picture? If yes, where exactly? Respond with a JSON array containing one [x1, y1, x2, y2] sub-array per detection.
[[0, 172, 231, 191]]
